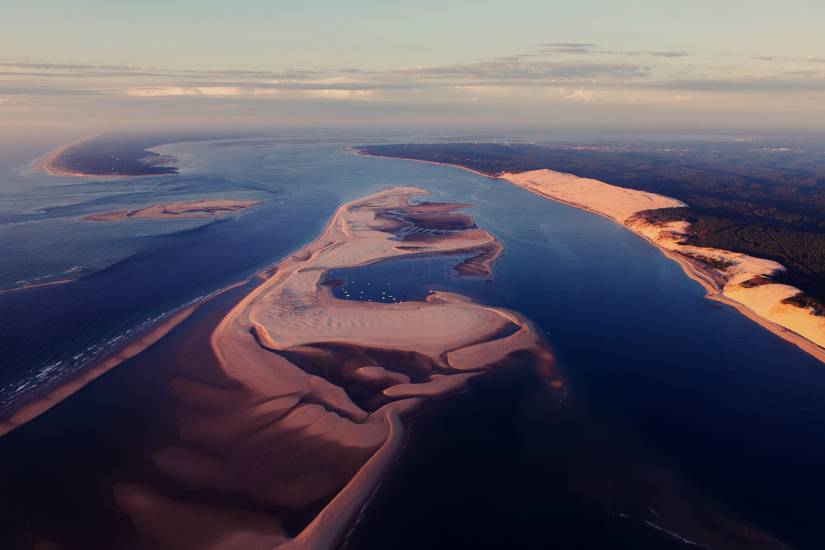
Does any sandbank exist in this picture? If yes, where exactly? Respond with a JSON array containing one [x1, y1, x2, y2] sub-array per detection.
[[83, 199, 262, 221], [113, 187, 556, 548]]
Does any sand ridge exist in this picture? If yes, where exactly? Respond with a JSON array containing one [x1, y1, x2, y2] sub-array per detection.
[[502, 169, 825, 362], [114, 186, 558, 549], [84, 199, 262, 221]]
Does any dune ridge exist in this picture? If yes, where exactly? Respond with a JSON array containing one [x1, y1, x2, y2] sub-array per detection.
[[114, 187, 558, 549], [502, 169, 825, 363]]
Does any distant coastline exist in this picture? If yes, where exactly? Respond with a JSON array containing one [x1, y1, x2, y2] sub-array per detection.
[[357, 148, 825, 366], [34, 134, 179, 178]]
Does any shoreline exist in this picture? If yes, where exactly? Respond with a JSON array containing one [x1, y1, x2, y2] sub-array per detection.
[[357, 152, 825, 366], [659, 245, 825, 364], [352, 149, 497, 179], [0, 280, 248, 437], [32, 134, 178, 178], [31, 133, 119, 178]]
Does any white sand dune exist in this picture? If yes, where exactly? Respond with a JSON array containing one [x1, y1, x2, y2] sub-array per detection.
[[504, 169, 686, 224], [502, 169, 825, 361]]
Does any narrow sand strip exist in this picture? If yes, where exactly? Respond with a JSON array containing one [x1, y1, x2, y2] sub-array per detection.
[[84, 199, 262, 221]]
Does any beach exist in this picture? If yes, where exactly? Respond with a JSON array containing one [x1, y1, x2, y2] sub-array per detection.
[[32, 134, 178, 178], [32, 135, 108, 178], [500, 169, 825, 364]]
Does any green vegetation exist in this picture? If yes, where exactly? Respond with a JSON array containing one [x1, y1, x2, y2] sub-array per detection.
[[740, 276, 774, 288], [675, 251, 734, 271]]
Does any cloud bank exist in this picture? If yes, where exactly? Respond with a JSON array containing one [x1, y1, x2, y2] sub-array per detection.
[[2, 43, 824, 131]]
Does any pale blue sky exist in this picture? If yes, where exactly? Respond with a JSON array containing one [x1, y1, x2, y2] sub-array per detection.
[[2, 1, 824, 131]]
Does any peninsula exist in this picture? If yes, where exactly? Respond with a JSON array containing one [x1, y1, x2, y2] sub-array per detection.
[[35, 134, 179, 177]]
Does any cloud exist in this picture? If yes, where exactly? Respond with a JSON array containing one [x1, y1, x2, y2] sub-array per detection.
[[305, 89, 375, 100], [565, 89, 595, 102], [0, 84, 100, 96], [397, 59, 650, 81], [3, 44, 823, 110], [539, 43, 599, 54], [643, 77, 825, 92], [0, 61, 320, 80], [126, 85, 378, 100], [752, 55, 825, 64], [535, 44, 688, 58], [0, 61, 135, 71], [126, 86, 274, 98]]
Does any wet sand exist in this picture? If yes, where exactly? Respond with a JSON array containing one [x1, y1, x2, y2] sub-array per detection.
[[0, 187, 557, 549], [83, 199, 262, 221], [0, 279, 249, 437], [0, 281, 262, 550]]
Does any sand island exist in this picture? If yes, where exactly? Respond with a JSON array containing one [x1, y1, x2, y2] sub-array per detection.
[[106, 187, 558, 549], [83, 199, 262, 221]]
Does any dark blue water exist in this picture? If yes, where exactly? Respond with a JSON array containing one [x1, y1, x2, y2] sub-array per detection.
[[2, 138, 825, 547]]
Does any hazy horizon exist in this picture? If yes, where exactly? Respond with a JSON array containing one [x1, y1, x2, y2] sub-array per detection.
[[2, 1, 825, 134]]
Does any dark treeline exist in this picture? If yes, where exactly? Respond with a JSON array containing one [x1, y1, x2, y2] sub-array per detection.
[[52, 134, 184, 176]]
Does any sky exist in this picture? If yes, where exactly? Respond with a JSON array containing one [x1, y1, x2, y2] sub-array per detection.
[[2, 0, 825, 134]]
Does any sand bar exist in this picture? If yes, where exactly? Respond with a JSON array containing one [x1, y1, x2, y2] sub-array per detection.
[[84, 199, 262, 221], [113, 187, 557, 549]]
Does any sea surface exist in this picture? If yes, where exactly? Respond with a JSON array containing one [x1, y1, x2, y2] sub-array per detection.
[[1, 136, 825, 548]]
